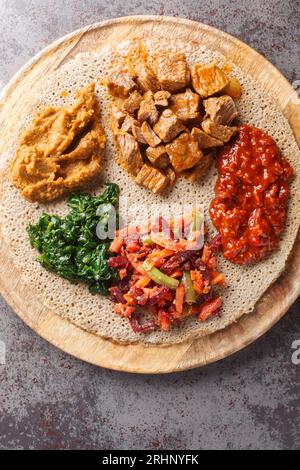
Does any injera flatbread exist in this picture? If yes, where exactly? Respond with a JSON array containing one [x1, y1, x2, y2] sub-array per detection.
[[1, 38, 300, 345]]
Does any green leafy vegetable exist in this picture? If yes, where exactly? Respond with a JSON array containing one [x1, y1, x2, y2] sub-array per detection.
[[27, 182, 120, 295]]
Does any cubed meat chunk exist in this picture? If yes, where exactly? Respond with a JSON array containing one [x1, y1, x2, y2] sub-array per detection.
[[182, 153, 214, 182], [203, 95, 238, 125], [165, 167, 177, 185], [117, 133, 143, 176], [107, 73, 137, 98], [135, 61, 160, 92], [223, 77, 242, 99], [201, 119, 237, 142], [111, 106, 128, 131], [186, 114, 203, 131], [141, 122, 161, 147], [154, 90, 171, 107], [166, 132, 203, 172], [122, 90, 143, 113], [137, 97, 159, 126], [135, 164, 169, 193], [146, 145, 170, 169], [191, 127, 223, 149], [191, 64, 229, 98], [143, 90, 154, 100], [152, 52, 189, 93], [153, 109, 185, 143], [121, 115, 141, 134], [170, 88, 200, 121], [132, 123, 147, 144]]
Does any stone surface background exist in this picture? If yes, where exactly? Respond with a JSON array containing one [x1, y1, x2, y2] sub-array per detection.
[[0, 0, 299, 450]]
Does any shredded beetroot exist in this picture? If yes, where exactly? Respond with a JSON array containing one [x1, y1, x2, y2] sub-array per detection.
[[108, 286, 126, 304], [128, 286, 149, 306], [117, 277, 132, 293], [181, 260, 192, 271], [159, 257, 180, 275], [160, 250, 196, 275], [193, 258, 211, 282], [210, 234, 222, 253], [108, 255, 129, 269], [176, 250, 196, 264], [129, 315, 157, 333], [147, 286, 169, 306], [200, 290, 215, 302]]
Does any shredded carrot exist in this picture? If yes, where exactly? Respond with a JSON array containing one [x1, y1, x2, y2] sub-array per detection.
[[201, 244, 211, 263], [170, 270, 183, 278], [134, 251, 149, 259], [163, 292, 174, 302], [124, 307, 135, 318], [158, 310, 171, 331], [114, 304, 135, 318], [126, 242, 140, 252], [147, 248, 174, 260], [147, 248, 174, 267], [152, 258, 165, 268], [150, 233, 186, 252], [211, 273, 226, 287], [175, 284, 185, 314], [207, 256, 217, 270], [124, 293, 134, 305], [135, 275, 151, 288], [126, 254, 145, 275], [109, 237, 124, 253], [131, 272, 142, 283], [197, 297, 223, 321], [118, 268, 127, 280], [190, 270, 204, 294]]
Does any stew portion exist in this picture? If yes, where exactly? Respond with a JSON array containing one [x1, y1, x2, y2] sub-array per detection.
[[210, 124, 293, 264]]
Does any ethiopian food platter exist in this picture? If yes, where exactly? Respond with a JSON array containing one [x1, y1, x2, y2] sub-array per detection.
[[0, 17, 300, 373]]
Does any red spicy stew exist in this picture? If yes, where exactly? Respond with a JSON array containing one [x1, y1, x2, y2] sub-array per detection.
[[210, 124, 293, 265]]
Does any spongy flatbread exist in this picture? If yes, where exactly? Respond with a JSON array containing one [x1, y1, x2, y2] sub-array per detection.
[[1, 38, 300, 344]]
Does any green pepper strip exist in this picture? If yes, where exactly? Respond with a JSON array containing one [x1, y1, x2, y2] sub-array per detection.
[[182, 271, 197, 303], [190, 208, 203, 233], [141, 260, 179, 290]]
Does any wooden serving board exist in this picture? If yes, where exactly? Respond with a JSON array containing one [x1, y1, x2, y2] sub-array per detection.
[[0, 16, 299, 373]]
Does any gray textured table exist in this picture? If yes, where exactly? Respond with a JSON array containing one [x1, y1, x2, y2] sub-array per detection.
[[0, 0, 299, 450]]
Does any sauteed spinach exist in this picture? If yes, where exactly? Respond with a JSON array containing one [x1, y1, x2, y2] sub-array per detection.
[[27, 182, 120, 294]]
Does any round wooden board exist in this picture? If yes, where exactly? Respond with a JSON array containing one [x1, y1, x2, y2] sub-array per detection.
[[0, 16, 300, 374]]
